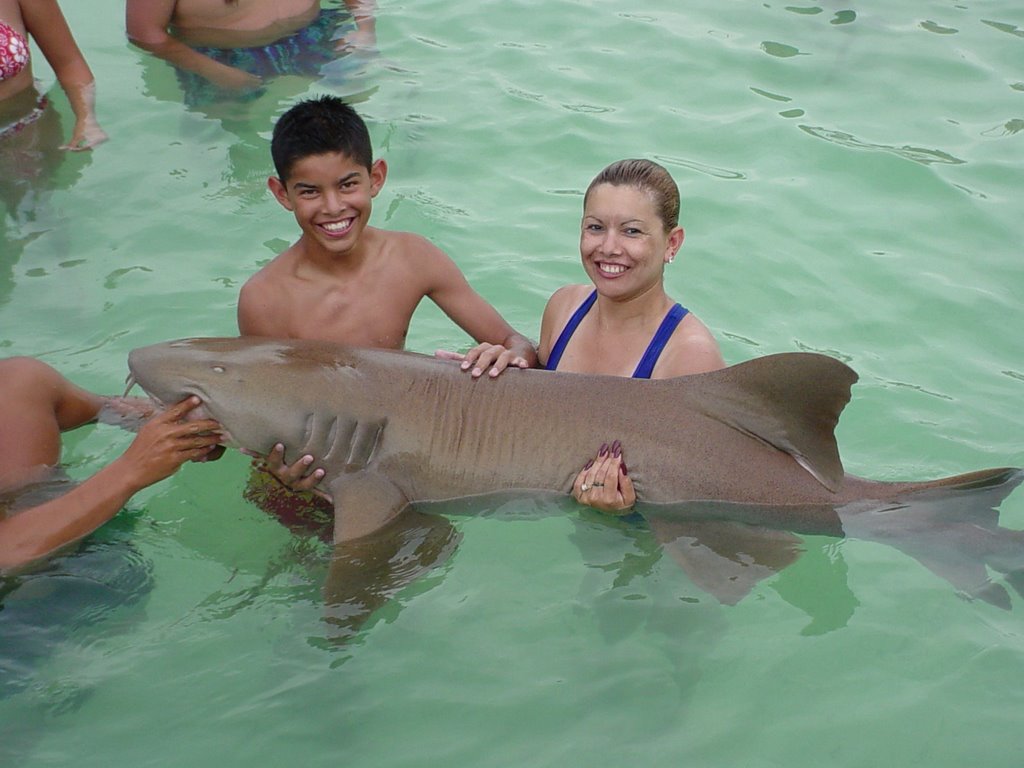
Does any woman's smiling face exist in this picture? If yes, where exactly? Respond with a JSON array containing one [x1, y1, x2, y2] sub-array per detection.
[[579, 183, 683, 298]]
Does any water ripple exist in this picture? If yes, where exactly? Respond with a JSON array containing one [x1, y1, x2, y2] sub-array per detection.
[[798, 125, 967, 165], [560, 103, 614, 114], [785, 6, 823, 16], [653, 154, 746, 180], [761, 41, 809, 58], [981, 119, 1024, 137], [981, 20, 1024, 38], [921, 20, 958, 35], [750, 87, 793, 103]]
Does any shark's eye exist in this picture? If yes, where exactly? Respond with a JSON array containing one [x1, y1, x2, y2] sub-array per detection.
[[213, 366, 225, 374]]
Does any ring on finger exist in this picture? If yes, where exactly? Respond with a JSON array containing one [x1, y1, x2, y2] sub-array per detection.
[[580, 483, 590, 492]]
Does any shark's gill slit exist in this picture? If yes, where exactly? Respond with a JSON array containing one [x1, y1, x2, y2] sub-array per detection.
[[302, 413, 315, 452], [367, 421, 386, 464], [346, 420, 386, 468], [323, 416, 341, 461]]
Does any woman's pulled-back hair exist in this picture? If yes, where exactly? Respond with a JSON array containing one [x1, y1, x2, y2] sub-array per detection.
[[584, 158, 680, 231], [271, 96, 373, 182]]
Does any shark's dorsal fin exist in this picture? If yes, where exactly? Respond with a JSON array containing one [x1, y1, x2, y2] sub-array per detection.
[[684, 352, 858, 492]]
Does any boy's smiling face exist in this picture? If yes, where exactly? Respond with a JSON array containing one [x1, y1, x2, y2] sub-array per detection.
[[268, 151, 387, 257]]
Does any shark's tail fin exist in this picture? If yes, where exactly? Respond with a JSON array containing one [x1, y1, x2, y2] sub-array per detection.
[[842, 468, 1024, 609], [895, 467, 1023, 500]]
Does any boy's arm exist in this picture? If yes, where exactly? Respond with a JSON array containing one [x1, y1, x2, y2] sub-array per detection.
[[426, 250, 537, 377]]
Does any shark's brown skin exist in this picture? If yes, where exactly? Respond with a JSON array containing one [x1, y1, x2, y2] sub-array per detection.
[[127, 337, 1023, 609]]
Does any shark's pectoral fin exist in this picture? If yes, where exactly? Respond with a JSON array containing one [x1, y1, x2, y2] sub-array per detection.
[[330, 471, 410, 544], [647, 516, 804, 605]]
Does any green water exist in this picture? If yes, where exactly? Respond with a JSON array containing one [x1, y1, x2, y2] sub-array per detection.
[[2, 1, 1023, 765]]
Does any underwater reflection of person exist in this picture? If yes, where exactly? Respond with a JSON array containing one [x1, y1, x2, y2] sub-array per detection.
[[0, 89, 91, 241], [126, 0, 377, 108]]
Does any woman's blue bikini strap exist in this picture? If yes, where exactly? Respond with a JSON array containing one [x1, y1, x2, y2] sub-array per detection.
[[544, 290, 598, 371], [631, 303, 689, 379]]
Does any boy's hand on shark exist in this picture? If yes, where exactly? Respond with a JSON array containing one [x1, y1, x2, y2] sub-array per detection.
[[265, 443, 325, 492], [573, 440, 635, 514], [115, 397, 223, 490], [435, 344, 529, 379]]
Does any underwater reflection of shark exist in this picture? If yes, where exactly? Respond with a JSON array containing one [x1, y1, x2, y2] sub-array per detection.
[[644, 473, 1022, 608], [126, 337, 1023, 611]]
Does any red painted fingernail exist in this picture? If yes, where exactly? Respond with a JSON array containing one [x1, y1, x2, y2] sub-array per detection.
[[620, 461, 628, 476], [599, 443, 609, 457], [584, 459, 594, 470]]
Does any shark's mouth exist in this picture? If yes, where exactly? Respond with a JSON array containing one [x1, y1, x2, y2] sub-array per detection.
[[122, 372, 236, 453]]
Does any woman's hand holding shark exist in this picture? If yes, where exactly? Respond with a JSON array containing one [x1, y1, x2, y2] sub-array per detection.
[[572, 441, 635, 514]]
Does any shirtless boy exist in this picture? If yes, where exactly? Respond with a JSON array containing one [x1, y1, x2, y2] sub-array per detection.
[[238, 95, 536, 489]]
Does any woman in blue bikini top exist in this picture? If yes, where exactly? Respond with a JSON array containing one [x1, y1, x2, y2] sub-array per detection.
[[538, 159, 726, 512]]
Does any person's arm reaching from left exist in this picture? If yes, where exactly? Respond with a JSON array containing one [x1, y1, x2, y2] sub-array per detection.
[[0, 357, 222, 571], [0, 397, 222, 572]]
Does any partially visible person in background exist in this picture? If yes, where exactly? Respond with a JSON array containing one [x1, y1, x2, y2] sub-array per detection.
[[0, 356, 222, 572], [0, 0, 107, 150], [126, 0, 376, 106]]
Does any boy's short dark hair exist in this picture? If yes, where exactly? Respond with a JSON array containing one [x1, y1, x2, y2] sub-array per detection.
[[271, 96, 374, 182]]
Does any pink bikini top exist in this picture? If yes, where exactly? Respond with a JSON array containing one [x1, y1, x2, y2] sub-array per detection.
[[0, 21, 30, 82]]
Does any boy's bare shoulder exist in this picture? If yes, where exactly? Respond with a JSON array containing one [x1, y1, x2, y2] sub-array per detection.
[[236, 249, 302, 335], [376, 228, 448, 261], [239, 249, 297, 293], [372, 228, 462, 291]]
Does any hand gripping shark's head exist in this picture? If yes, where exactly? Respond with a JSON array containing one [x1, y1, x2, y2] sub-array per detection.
[[126, 337, 367, 456]]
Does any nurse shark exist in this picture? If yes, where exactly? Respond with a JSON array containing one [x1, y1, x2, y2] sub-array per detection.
[[126, 337, 1023, 609]]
